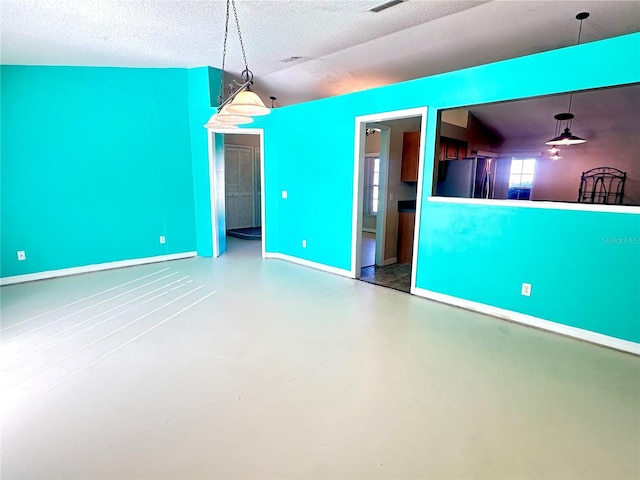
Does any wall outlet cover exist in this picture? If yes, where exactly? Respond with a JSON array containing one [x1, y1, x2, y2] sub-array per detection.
[[302, 239, 307, 248], [159, 236, 166, 244], [521, 283, 532, 296], [17, 250, 26, 261], [282, 190, 288, 199]]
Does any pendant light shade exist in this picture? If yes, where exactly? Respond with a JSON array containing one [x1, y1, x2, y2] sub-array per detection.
[[545, 112, 586, 146], [204, 114, 239, 130], [226, 90, 270, 116], [210, 105, 254, 125], [545, 127, 586, 146]]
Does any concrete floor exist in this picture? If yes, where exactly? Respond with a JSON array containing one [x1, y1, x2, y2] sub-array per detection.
[[1, 237, 639, 479]]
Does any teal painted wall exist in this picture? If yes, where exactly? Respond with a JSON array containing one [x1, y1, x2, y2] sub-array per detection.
[[257, 33, 640, 343], [1, 66, 198, 277], [188, 67, 221, 257]]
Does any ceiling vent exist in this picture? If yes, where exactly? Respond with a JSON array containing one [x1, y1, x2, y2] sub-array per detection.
[[281, 56, 304, 63], [368, 0, 405, 13]]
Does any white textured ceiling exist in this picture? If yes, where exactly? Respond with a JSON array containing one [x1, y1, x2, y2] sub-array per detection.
[[1, 0, 639, 107]]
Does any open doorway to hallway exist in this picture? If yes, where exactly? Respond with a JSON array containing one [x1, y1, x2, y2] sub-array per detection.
[[222, 133, 263, 254], [352, 108, 427, 294]]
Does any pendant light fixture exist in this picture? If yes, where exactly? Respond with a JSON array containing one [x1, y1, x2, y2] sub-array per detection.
[[205, 0, 270, 130], [545, 112, 586, 146], [545, 12, 589, 149]]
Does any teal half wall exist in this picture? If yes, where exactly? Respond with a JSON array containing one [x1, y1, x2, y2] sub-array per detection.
[[0, 65, 215, 278], [257, 33, 640, 344]]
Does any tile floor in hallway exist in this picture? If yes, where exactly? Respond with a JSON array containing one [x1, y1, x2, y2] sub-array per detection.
[[1, 237, 639, 479]]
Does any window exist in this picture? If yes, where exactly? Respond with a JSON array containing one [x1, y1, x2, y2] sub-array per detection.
[[508, 158, 536, 200], [364, 156, 380, 214]]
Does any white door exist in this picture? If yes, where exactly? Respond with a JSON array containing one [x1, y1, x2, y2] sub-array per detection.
[[225, 146, 255, 230]]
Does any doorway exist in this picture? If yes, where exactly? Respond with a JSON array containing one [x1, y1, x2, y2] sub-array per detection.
[[224, 134, 262, 237], [207, 129, 265, 258], [352, 108, 428, 294]]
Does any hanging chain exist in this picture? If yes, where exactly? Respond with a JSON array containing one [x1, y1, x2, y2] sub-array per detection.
[[216, 0, 253, 109], [217, 0, 231, 107], [230, 0, 249, 74]]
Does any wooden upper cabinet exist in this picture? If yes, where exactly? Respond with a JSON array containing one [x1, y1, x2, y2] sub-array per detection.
[[438, 136, 468, 161], [401, 131, 420, 182]]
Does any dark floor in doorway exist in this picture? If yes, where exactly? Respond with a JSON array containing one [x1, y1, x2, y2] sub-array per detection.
[[227, 227, 262, 240], [360, 263, 411, 293]]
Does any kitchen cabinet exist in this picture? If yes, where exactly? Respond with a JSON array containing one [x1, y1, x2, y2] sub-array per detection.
[[401, 131, 420, 182], [438, 136, 468, 161], [397, 210, 415, 264]]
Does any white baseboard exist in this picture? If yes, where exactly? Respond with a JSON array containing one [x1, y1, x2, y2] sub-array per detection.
[[265, 252, 352, 278], [412, 287, 640, 355], [0, 251, 198, 286], [383, 257, 397, 266], [362, 228, 376, 234]]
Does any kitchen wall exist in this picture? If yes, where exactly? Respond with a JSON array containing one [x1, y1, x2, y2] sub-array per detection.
[[439, 112, 502, 156]]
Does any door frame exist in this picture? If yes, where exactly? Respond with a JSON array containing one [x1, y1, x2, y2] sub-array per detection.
[[361, 123, 391, 267], [207, 128, 266, 258], [351, 107, 428, 294]]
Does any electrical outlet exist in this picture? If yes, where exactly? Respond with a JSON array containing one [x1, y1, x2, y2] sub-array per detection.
[[282, 190, 288, 199], [302, 239, 307, 248], [17, 250, 26, 261], [159, 236, 166, 244], [521, 283, 532, 296]]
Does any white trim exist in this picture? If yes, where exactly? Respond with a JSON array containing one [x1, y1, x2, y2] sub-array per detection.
[[383, 257, 397, 266], [427, 196, 640, 214], [210, 128, 267, 258], [356, 107, 428, 124], [258, 130, 267, 259], [0, 252, 197, 286], [207, 131, 220, 257], [352, 107, 428, 279], [413, 287, 640, 355], [265, 252, 352, 278], [351, 122, 366, 276], [362, 227, 377, 234], [375, 128, 390, 267], [410, 108, 429, 293]]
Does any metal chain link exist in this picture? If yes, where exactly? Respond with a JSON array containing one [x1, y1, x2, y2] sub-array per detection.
[[230, 0, 249, 72], [217, 0, 231, 107]]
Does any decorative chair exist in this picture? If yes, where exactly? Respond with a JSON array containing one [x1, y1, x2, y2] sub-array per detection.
[[577, 167, 626, 204]]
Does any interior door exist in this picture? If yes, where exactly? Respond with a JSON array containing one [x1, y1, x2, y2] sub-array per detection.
[[225, 146, 255, 230]]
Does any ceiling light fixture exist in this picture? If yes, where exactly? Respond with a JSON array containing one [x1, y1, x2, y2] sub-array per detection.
[[205, 0, 270, 130], [545, 12, 589, 148]]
